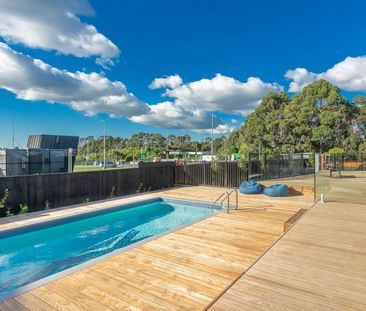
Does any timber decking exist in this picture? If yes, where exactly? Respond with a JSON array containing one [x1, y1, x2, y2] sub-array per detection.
[[209, 200, 366, 311], [0, 186, 313, 310], [283, 208, 308, 231]]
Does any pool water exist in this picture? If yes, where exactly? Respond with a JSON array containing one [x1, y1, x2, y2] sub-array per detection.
[[0, 197, 219, 297]]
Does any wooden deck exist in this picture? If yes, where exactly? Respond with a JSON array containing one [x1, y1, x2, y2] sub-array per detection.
[[210, 200, 366, 311], [0, 186, 312, 310]]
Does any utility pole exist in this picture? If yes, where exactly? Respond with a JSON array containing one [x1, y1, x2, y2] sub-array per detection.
[[102, 120, 106, 169], [12, 121, 15, 148], [224, 137, 227, 161], [86, 139, 89, 165], [211, 112, 214, 160]]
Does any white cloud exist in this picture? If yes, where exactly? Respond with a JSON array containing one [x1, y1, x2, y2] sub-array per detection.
[[286, 56, 366, 92], [162, 74, 283, 116], [130, 101, 235, 133], [0, 43, 148, 117], [131, 73, 282, 133], [149, 74, 183, 89], [0, 0, 119, 63], [285, 68, 317, 92]]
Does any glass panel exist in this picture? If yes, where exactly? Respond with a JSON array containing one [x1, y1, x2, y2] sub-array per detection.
[[315, 153, 366, 205]]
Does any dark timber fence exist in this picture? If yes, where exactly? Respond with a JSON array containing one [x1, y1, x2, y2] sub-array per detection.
[[0, 155, 314, 216], [0, 162, 175, 215]]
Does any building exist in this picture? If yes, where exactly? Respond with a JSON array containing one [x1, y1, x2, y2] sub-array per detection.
[[0, 135, 79, 177], [27, 135, 79, 150], [0, 149, 28, 177]]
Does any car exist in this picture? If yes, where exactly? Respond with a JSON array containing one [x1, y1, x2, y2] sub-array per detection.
[[99, 161, 117, 168]]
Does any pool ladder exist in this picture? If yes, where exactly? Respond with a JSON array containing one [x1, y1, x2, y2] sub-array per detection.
[[211, 189, 238, 213]]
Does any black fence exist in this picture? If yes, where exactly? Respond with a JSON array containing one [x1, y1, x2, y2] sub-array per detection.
[[0, 154, 313, 216], [325, 153, 366, 171], [175, 153, 314, 187], [0, 162, 175, 216]]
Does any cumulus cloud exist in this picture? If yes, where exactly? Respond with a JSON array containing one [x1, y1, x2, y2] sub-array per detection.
[[130, 101, 234, 133], [0, 43, 148, 117], [131, 74, 281, 133], [162, 74, 283, 116], [149, 74, 183, 89], [286, 56, 366, 92], [0, 0, 119, 64]]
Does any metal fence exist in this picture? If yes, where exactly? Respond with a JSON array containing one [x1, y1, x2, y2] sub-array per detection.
[[175, 153, 315, 187], [324, 153, 366, 171]]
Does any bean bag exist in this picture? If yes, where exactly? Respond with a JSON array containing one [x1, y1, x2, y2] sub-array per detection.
[[263, 184, 288, 197], [239, 180, 263, 194]]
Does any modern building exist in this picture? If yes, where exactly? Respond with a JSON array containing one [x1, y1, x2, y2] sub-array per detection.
[[27, 135, 79, 150], [0, 135, 79, 177], [0, 148, 28, 177]]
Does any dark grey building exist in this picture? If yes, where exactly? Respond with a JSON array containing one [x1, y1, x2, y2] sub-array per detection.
[[0, 135, 79, 177], [27, 135, 79, 150], [0, 148, 74, 177], [0, 149, 28, 177]]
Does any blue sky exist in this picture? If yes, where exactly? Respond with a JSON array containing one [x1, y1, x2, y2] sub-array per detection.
[[1, 0, 366, 147]]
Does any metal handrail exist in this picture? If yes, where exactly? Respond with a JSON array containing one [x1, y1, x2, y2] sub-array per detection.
[[225, 189, 238, 213], [210, 189, 238, 213], [210, 191, 228, 211]]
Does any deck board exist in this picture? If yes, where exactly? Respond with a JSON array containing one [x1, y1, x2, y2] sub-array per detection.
[[0, 186, 312, 310], [209, 201, 366, 311]]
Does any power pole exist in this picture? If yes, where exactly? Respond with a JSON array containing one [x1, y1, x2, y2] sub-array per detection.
[[12, 121, 15, 148], [210, 112, 214, 160], [103, 121, 106, 169], [86, 139, 89, 165]]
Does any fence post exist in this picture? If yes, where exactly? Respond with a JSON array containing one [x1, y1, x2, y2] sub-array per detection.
[[67, 148, 73, 173], [248, 153, 252, 178]]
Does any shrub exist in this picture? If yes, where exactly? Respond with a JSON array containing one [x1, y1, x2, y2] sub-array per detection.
[[0, 189, 10, 217], [19, 204, 28, 215]]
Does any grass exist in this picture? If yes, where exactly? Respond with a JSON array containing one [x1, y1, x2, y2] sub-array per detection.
[[74, 164, 137, 172]]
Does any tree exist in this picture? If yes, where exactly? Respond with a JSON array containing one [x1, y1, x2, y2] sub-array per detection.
[[233, 80, 357, 154], [238, 91, 289, 153]]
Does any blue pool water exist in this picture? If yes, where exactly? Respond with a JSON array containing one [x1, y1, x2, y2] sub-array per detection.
[[0, 197, 219, 297]]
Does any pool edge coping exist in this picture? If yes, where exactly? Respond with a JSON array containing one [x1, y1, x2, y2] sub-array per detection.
[[0, 186, 197, 233], [0, 195, 223, 302]]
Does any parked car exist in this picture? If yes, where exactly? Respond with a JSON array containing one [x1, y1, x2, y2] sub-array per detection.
[[153, 156, 162, 163], [99, 161, 117, 168]]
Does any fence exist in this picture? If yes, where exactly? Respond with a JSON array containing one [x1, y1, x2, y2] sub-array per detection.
[[0, 162, 175, 216], [0, 154, 313, 216], [315, 153, 366, 205], [323, 153, 366, 171], [175, 153, 314, 187]]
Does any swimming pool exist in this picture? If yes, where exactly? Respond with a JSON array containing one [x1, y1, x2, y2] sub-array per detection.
[[0, 197, 220, 299]]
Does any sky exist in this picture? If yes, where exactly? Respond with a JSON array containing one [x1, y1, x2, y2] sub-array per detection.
[[1, 0, 366, 147]]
